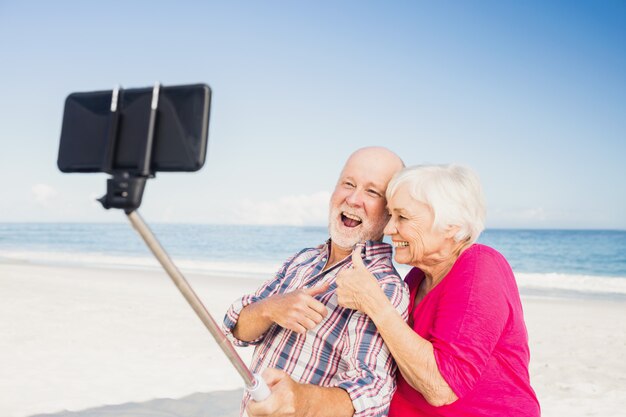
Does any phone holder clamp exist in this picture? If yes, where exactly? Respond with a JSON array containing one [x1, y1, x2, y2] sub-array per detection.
[[97, 83, 161, 213]]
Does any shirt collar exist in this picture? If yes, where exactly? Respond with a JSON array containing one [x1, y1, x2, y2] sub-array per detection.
[[324, 238, 393, 260]]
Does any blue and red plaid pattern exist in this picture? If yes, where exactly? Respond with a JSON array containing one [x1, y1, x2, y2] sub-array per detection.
[[223, 240, 409, 417]]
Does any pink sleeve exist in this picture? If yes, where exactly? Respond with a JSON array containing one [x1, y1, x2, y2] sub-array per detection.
[[430, 248, 511, 398]]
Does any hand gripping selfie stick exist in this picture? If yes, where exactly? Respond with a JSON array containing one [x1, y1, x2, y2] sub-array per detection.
[[96, 84, 270, 401]]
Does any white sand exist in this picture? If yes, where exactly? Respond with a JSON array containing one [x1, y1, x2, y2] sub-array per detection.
[[1, 262, 257, 417], [524, 296, 626, 416], [1, 261, 625, 417]]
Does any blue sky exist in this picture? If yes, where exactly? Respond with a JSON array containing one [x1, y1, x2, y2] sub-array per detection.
[[0, 1, 624, 229]]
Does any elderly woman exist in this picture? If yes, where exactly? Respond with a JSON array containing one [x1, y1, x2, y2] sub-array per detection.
[[336, 164, 540, 417]]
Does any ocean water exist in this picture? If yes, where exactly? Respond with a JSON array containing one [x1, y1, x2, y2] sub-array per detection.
[[1, 223, 625, 298]]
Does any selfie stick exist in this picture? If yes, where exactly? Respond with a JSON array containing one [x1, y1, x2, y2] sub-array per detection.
[[98, 84, 270, 402], [126, 211, 270, 401]]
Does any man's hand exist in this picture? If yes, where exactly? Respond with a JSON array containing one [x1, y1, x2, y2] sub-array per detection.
[[264, 283, 330, 333], [247, 368, 300, 417], [264, 283, 330, 334], [247, 368, 355, 417], [232, 282, 330, 342]]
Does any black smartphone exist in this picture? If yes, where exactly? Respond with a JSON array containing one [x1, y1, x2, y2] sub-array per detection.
[[58, 83, 211, 174]]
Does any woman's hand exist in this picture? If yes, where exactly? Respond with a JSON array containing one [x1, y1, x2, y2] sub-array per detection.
[[336, 246, 386, 316]]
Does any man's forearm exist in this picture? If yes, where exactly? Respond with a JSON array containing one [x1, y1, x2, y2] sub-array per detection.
[[298, 385, 354, 417], [232, 299, 275, 342]]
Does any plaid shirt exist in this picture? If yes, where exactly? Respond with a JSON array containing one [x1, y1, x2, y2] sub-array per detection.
[[223, 240, 410, 417]]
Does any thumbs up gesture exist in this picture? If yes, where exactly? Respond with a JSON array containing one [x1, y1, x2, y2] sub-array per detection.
[[265, 281, 330, 334], [336, 244, 382, 315]]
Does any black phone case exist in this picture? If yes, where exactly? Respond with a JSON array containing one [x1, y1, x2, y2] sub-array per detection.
[[58, 83, 211, 174]]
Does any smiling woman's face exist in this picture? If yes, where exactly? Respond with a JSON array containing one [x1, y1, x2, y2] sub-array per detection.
[[384, 184, 451, 267]]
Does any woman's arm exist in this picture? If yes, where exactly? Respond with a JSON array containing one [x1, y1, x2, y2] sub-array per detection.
[[336, 250, 458, 407], [367, 300, 458, 407]]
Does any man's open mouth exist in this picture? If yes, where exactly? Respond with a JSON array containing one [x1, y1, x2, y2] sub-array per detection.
[[341, 212, 363, 228]]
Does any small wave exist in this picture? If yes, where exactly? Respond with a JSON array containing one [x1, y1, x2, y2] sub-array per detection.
[[3, 250, 626, 296], [0, 250, 280, 279], [394, 264, 626, 296], [515, 272, 626, 296]]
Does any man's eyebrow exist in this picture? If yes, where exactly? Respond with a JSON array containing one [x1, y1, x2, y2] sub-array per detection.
[[364, 182, 385, 192], [341, 177, 384, 192]]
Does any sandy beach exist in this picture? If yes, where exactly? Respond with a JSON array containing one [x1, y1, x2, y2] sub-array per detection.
[[2, 261, 625, 417]]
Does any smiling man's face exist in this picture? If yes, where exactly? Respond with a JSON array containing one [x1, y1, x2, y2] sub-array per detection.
[[328, 148, 403, 250]]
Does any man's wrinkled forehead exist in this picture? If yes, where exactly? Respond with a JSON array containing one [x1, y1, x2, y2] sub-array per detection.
[[338, 150, 402, 190]]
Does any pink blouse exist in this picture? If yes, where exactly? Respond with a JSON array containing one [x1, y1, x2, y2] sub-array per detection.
[[389, 244, 540, 417]]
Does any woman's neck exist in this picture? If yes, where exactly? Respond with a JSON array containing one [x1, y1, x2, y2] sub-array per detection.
[[420, 240, 472, 291]]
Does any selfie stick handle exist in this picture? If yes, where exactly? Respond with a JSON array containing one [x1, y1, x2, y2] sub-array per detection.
[[125, 210, 270, 401], [248, 373, 272, 401]]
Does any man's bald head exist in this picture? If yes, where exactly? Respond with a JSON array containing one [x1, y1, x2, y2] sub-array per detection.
[[341, 146, 404, 180]]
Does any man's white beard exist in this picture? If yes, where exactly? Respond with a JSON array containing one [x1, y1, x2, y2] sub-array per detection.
[[328, 207, 385, 249]]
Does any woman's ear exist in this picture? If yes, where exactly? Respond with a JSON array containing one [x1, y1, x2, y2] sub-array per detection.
[[443, 225, 461, 240]]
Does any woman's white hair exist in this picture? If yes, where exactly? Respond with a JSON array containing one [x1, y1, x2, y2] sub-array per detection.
[[386, 164, 486, 243]]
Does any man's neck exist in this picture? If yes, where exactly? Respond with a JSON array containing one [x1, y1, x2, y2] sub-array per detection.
[[324, 242, 353, 272]]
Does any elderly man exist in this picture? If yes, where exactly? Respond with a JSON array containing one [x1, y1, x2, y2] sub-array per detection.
[[223, 147, 409, 417]]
